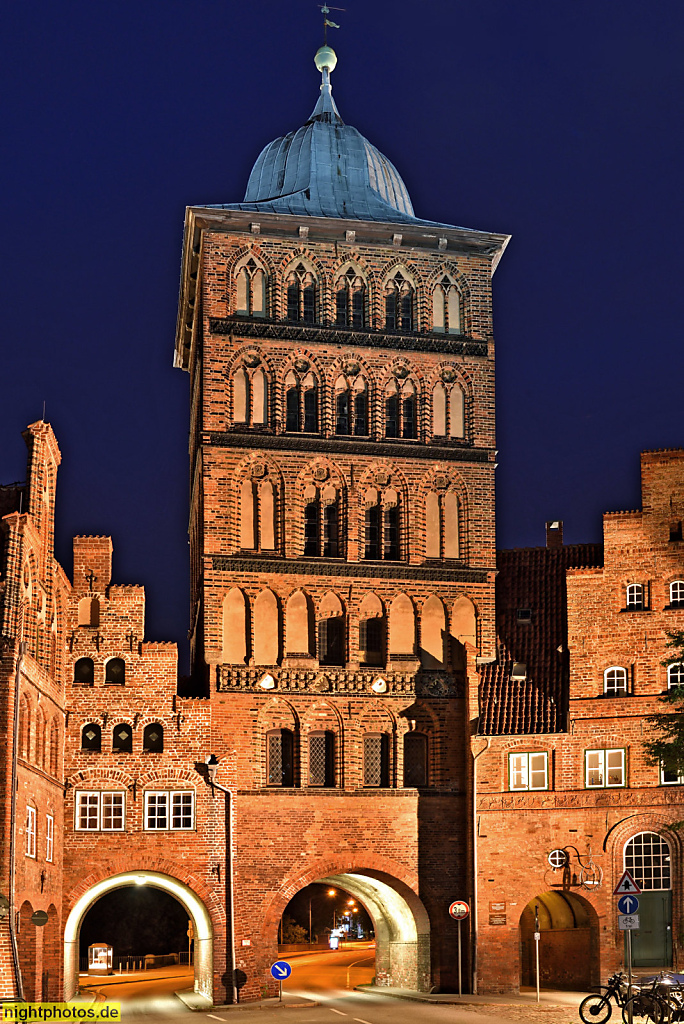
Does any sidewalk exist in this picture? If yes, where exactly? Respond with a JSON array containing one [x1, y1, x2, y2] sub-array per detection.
[[355, 985, 587, 1007]]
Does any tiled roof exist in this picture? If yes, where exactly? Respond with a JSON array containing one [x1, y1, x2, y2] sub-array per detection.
[[478, 543, 603, 735]]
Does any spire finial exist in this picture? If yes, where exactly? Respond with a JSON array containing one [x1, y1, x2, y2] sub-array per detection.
[[318, 4, 344, 46]]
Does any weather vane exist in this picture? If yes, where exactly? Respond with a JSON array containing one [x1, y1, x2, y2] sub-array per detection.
[[318, 4, 344, 45]]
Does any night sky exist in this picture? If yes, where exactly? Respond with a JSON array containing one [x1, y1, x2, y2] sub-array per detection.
[[2, 2, 682, 672]]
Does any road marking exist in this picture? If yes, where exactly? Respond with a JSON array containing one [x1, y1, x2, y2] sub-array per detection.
[[353, 1018, 374, 1023], [346, 955, 375, 989], [329, 1010, 347, 1016], [207, 1016, 228, 1021]]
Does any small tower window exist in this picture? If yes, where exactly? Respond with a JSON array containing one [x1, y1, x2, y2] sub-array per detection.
[[364, 734, 389, 787], [236, 258, 267, 317], [286, 264, 317, 323], [385, 272, 414, 332], [112, 723, 133, 754], [74, 657, 94, 686], [309, 731, 335, 787], [432, 276, 462, 334], [335, 268, 366, 328], [81, 723, 101, 752], [385, 378, 417, 439], [143, 723, 164, 753], [318, 615, 345, 666], [359, 615, 385, 666], [267, 729, 294, 786], [105, 658, 126, 685]]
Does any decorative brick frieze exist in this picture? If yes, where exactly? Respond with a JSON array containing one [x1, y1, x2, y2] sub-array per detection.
[[216, 664, 462, 697], [211, 554, 490, 583]]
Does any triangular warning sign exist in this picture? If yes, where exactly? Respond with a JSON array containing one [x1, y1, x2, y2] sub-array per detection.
[[613, 870, 641, 895]]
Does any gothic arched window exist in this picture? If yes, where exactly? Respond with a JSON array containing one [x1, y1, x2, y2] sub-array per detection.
[[285, 370, 319, 433], [385, 378, 417, 439], [335, 268, 366, 328], [318, 593, 345, 666], [359, 594, 385, 667], [286, 264, 317, 323], [425, 489, 461, 560], [236, 258, 267, 317], [433, 381, 465, 439], [364, 488, 400, 561], [404, 732, 428, 787], [385, 272, 414, 332], [232, 363, 269, 426], [239, 475, 277, 552], [432, 276, 462, 334]]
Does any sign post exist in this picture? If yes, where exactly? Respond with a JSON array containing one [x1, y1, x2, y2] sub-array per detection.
[[534, 905, 540, 1004], [614, 871, 641, 1024], [449, 901, 470, 997], [270, 960, 292, 1002]]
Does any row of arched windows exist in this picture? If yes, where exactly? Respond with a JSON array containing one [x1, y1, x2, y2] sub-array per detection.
[[624, 580, 684, 610], [81, 722, 164, 753], [265, 728, 429, 788], [236, 477, 462, 561], [233, 255, 467, 336], [232, 362, 467, 441], [19, 695, 59, 776], [73, 657, 126, 686], [221, 588, 477, 667], [603, 663, 684, 696]]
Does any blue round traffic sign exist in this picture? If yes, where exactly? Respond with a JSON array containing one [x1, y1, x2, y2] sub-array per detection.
[[270, 960, 292, 980], [617, 894, 640, 915]]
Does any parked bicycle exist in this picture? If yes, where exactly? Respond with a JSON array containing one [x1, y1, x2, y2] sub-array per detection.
[[623, 973, 684, 1024], [580, 972, 631, 1024]]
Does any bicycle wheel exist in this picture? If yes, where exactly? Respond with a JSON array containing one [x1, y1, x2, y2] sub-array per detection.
[[580, 995, 613, 1024], [622, 994, 666, 1024]]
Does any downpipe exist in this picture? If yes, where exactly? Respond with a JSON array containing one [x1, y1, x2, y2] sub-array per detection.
[[471, 735, 491, 996]]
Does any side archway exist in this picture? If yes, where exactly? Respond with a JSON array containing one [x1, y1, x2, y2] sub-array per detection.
[[519, 890, 600, 991], [63, 870, 214, 1000]]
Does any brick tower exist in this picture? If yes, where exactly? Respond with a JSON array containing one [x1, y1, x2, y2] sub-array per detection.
[[175, 43, 509, 999]]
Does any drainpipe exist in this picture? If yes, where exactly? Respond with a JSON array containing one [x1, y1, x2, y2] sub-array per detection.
[[206, 757, 237, 1005], [471, 735, 491, 996], [8, 641, 26, 1000]]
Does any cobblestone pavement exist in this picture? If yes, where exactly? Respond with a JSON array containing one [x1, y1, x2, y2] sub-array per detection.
[[465, 1005, 579, 1024]]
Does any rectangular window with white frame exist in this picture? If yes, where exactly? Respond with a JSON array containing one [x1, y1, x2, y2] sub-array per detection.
[[75, 791, 125, 831], [144, 791, 194, 831], [509, 752, 548, 791], [661, 765, 684, 785], [585, 749, 625, 788], [46, 813, 54, 862], [26, 806, 36, 858]]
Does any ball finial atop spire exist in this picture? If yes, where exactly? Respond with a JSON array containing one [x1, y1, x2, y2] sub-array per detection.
[[315, 45, 337, 73]]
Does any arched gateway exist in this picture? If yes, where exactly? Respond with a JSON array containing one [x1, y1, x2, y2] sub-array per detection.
[[266, 868, 431, 992], [63, 871, 213, 1000]]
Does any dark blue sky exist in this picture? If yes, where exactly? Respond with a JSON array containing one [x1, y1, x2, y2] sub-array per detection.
[[1, 1, 682, 668]]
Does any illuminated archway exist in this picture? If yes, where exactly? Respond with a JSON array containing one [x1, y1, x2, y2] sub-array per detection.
[[269, 868, 431, 991], [63, 871, 213, 1001], [519, 890, 600, 991]]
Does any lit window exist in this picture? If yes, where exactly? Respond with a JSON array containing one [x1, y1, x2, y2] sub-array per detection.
[[26, 806, 36, 858], [144, 791, 195, 830], [585, 749, 625, 788], [668, 664, 684, 689], [625, 832, 671, 890], [75, 792, 125, 831], [509, 752, 548, 791], [604, 667, 628, 696], [626, 584, 644, 610], [670, 581, 684, 606], [46, 813, 54, 862]]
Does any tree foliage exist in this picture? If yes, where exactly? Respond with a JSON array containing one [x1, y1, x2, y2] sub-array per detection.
[[281, 915, 308, 944], [644, 630, 684, 775]]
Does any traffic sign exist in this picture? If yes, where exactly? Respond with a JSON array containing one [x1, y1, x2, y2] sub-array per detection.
[[618, 914, 640, 931], [617, 894, 639, 915], [613, 870, 641, 896], [449, 901, 470, 920], [270, 961, 292, 980]]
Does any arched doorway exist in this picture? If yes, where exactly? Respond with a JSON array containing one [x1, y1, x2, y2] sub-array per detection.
[[268, 869, 431, 992], [519, 891, 600, 991], [624, 832, 672, 967], [63, 870, 213, 1000]]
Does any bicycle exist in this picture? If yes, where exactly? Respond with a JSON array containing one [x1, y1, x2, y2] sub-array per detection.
[[580, 973, 630, 1024], [621, 974, 671, 1024]]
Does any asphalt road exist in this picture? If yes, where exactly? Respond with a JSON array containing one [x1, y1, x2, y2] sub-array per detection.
[[282, 943, 376, 995]]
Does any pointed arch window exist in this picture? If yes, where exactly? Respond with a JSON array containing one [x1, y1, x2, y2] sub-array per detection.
[[335, 375, 368, 436], [335, 268, 366, 328], [364, 488, 401, 561], [232, 364, 269, 426], [236, 258, 267, 317], [404, 732, 428, 787], [285, 370, 319, 433], [432, 381, 465, 439], [303, 484, 342, 558], [426, 489, 461, 560], [432, 276, 462, 334], [385, 272, 414, 332], [318, 594, 345, 666], [267, 729, 294, 786], [359, 596, 386, 667], [385, 378, 417, 439], [286, 264, 317, 323], [309, 731, 335, 787], [239, 476, 277, 552]]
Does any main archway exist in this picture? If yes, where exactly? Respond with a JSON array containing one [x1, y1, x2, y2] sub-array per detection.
[[268, 868, 431, 992], [63, 870, 213, 1001]]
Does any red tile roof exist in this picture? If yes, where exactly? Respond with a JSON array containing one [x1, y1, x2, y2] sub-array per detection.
[[478, 543, 603, 735]]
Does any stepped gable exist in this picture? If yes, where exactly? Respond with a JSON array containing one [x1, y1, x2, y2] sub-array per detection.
[[478, 541, 603, 735]]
